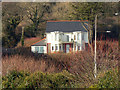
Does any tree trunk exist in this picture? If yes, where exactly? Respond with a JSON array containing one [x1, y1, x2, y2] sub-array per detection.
[[21, 27, 24, 47]]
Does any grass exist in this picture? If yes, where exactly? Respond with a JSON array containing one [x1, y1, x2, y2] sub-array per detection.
[[2, 39, 119, 88]]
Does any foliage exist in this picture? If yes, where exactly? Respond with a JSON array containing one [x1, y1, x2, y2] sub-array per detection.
[[71, 2, 104, 44], [71, 2, 119, 43], [2, 14, 22, 48], [2, 70, 30, 88], [2, 70, 80, 89], [89, 69, 119, 88], [27, 5, 44, 36], [2, 2, 119, 48], [26, 3, 55, 36], [24, 25, 36, 37], [2, 2, 24, 48], [71, 3, 104, 22], [2, 40, 118, 88], [71, 2, 118, 22]]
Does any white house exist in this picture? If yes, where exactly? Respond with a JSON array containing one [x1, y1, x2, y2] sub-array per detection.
[[31, 20, 89, 54]]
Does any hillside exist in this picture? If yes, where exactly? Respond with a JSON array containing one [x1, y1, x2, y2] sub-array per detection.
[[1, 2, 120, 89], [16, 37, 42, 47], [2, 2, 120, 48]]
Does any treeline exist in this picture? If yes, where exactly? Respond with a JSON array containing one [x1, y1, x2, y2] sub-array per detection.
[[2, 2, 119, 48]]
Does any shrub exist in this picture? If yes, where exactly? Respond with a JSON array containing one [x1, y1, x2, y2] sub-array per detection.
[[2, 70, 80, 89], [2, 40, 118, 88], [18, 70, 80, 88], [89, 68, 119, 88], [2, 70, 30, 88]]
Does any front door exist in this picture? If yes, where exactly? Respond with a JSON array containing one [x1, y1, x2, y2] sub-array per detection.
[[66, 44, 70, 53]]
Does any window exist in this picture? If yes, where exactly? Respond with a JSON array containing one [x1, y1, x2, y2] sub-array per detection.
[[78, 46, 80, 50], [40, 47, 44, 53], [52, 46, 54, 50], [82, 33, 84, 40], [59, 44, 61, 50], [59, 34, 61, 41], [77, 33, 79, 40], [55, 44, 58, 50], [55, 33, 57, 41], [67, 35, 69, 42], [35, 47, 39, 52]]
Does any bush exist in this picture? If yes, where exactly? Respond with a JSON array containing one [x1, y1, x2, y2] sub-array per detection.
[[89, 69, 119, 88], [2, 70, 30, 88], [2, 70, 80, 89], [24, 26, 36, 37]]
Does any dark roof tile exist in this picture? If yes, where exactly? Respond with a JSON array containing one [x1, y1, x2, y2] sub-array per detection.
[[46, 21, 88, 32]]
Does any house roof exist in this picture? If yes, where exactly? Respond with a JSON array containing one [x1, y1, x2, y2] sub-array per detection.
[[31, 38, 46, 46], [46, 20, 88, 33]]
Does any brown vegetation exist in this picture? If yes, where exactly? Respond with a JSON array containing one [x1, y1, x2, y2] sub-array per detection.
[[2, 40, 119, 87], [16, 37, 42, 47]]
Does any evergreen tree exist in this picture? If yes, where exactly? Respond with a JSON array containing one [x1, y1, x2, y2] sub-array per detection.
[[2, 14, 22, 48]]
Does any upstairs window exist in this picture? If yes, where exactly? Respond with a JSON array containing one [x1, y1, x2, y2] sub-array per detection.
[[59, 34, 61, 41], [82, 33, 84, 40], [77, 33, 80, 40], [55, 33, 57, 41], [67, 35, 69, 42]]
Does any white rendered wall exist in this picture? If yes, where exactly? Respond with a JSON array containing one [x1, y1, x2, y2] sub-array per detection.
[[46, 31, 88, 52], [84, 32, 88, 43]]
